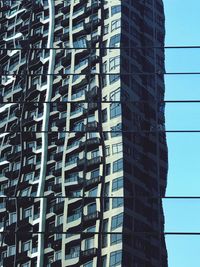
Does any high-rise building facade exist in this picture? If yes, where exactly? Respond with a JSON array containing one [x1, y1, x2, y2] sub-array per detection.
[[0, 0, 168, 267]]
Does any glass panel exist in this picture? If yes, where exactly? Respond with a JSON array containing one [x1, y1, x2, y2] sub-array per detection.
[[165, 103, 200, 130], [165, 75, 200, 101], [163, 199, 200, 232], [164, 0, 200, 46], [166, 235, 200, 267], [165, 49, 200, 72], [166, 133, 200, 196]]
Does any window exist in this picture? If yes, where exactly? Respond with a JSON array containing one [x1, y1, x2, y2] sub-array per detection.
[[102, 61, 107, 74], [66, 172, 78, 182], [111, 213, 123, 230], [32, 76, 40, 86], [21, 188, 30, 197], [104, 24, 109, 35], [112, 198, 123, 209], [27, 141, 35, 148], [111, 234, 122, 245], [22, 241, 31, 252], [55, 233, 62, 240], [85, 237, 94, 250], [102, 219, 108, 247], [68, 246, 80, 259], [110, 34, 120, 47], [110, 103, 121, 119], [88, 115, 95, 122], [112, 143, 122, 154], [112, 177, 123, 192], [8, 245, 15, 256], [104, 183, 110, 211], [67, 208, 81, 223], [88, 187, 98, 197], [104, 182, 110, 197], [24, 172, 33, 181], [102, 74, 107, 87], [27, 156, 34, 164], [91, 149, 99, 158], [103, 132, 109, 140], [10, 212, 17, 224], [91, 169, 99, 179], [73, 37, 87, 48], [13, 161, 20, 170], [55, 251, 61, 261], [109, 74, 120, 84], [113, 159, 123, 173], [110, 250, 122, 266], [34, 27, 42, 35], [105, 145, 110, 156], [102, 108, 107, 122], [104, 197, 109, 212], [70, 190, 81, 197], [10, 179, 18, 186], [84, 261, 93, 267], [15, 145, 21, 152], [21, 263, 30, 267], [111, 5, 121, 16], [23, 207, 32, 218], [66, 154, 78, 165], [102, 255, 107, 267], [110, 88, 120, 101], [88, 203, 96, 214], [55, 176, 61, 184], [73, 121, 83, 131], [74, 58, 88, 72], [105, 163, 111, 176], [111, 123, 122, 138], [89, 132, 98, 139], [111, 19, 121, 31], [47, 256, 54, 266], [57, 214, 63, 225], [110, 56, 120, 71], [86, 225, 96, 232]]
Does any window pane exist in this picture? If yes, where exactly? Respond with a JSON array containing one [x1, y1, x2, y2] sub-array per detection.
[[166, 235, 200, 267], [166, 133, 200, 196], [164, 199, 200, 232], [165, 103, 200, 131]]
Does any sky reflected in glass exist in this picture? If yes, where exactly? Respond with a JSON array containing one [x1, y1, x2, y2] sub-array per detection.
[[164, 0, 200, 266]]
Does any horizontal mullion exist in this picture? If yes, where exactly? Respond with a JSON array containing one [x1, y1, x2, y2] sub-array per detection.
[[0, 196, 200, 199], [0, 130, 199, 133], [1, 46, 200, 51], [0, 231, 198, 235], [1, 100, 200, 104], [2, 72, 200, 76]]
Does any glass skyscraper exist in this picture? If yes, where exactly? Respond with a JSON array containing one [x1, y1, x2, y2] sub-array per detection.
[[0, 0, 168, 266]]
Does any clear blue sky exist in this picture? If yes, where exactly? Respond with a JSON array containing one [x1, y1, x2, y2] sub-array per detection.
[[163, 0, 200, 266]]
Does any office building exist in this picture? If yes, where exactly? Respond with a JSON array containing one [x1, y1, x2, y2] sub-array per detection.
[[0, 0, 167, 266]]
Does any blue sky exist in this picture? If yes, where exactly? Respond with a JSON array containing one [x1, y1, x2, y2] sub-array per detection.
[[163, 0, 200, 266]]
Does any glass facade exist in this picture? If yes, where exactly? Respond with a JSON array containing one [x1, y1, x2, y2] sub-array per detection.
[[0, 0, 167, 266]]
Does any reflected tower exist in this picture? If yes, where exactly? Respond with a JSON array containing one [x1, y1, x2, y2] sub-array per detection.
[[0, 0, 167, 266]]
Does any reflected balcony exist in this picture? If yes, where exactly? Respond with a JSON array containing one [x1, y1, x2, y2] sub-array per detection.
[[79, 137, 100, 149], [67, 212, 81, 224], [83, 211, 100, 223], [83, 121, 99, 131], [85, 176, 102, 190], [65, 251, 80, 262], [81, 247, 97, 258], [53, 201, 64, 215], [65, 176, 83, 187]]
